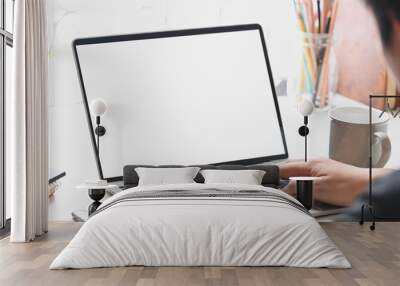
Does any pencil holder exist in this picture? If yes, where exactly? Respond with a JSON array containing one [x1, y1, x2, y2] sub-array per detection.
[[288, 32, 337, 109]]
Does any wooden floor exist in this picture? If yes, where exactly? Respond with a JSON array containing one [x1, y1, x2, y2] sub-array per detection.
[[0, 222, 399, 286]]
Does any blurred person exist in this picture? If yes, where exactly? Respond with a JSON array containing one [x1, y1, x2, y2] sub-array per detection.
[[280, 0, 400, 218]]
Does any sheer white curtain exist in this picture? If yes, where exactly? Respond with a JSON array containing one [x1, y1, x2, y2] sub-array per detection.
[[8, 0, 48, 242]]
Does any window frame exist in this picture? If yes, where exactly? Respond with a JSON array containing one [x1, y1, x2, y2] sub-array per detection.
[[0, 0, 13, 231]]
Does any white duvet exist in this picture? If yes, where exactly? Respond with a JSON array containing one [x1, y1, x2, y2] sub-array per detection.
[[50, 183, 350, 269]]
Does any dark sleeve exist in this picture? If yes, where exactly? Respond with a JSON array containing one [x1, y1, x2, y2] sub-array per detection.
[[346, 170, 400, 220]]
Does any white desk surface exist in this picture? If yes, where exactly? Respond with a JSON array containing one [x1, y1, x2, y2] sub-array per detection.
[[280, 94, 400, 168]]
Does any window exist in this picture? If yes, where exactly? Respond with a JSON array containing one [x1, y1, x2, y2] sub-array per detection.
[[0, 0, 13, 231]]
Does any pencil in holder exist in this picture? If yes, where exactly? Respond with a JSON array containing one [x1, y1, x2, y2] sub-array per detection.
[[289, 0, 339, 109], [291, 32, 338, 109]]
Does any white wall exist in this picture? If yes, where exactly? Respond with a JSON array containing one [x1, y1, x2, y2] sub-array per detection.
[[48, 0, 299, 220]]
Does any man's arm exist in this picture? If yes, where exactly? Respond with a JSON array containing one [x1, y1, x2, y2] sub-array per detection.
[[279, 158, 392, 206], [346, 170, 400, 219]]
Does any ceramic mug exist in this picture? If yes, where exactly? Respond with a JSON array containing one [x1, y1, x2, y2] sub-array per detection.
[[329, 106, 391, 168]]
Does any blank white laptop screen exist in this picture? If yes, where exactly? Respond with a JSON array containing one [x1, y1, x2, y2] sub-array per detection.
[[74, 25, 288, 179]]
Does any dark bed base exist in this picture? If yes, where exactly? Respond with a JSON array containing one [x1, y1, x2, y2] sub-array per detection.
[[122, 164, 280, 189]]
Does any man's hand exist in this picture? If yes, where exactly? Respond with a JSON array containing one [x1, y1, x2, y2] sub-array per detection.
[[279, 158, 392, 206]]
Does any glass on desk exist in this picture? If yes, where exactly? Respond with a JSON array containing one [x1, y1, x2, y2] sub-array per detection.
[[288, 32, 337, 109]]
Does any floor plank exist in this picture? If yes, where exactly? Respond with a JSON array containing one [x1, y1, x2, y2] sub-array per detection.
[[0, 222, 399, 286]]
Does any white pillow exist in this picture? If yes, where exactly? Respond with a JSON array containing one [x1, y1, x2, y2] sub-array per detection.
[[200, 169, 266, 185], [135, 167, 200, 186]]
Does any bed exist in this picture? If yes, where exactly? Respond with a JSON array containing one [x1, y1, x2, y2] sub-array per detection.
[[50, 166, 350, 269]]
